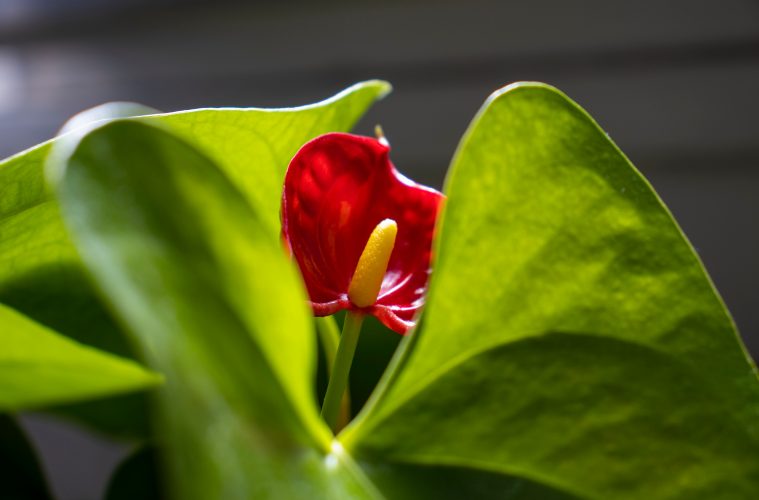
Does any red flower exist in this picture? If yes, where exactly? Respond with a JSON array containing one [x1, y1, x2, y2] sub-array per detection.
[[281, 132, 444, 334]]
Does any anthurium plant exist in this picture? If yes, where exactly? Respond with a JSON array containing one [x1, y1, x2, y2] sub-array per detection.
[[1, 80, 758, 499]]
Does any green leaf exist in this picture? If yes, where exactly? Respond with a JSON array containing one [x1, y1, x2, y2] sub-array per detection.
[[0, 81, 389, 435], [159, 80, 392, 235], [357, 460, 574, 499], [0, 80, 388, 348], [46, 393, 152, 440], [51, 120, 381, 499], [0, 414, 52, 500], [344, 83, 759, 498], [0, 302, 160, 410], [0, 102, 159, 358]]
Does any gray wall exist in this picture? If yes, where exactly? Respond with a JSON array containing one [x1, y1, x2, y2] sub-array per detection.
[[2, 1, 758, 498]]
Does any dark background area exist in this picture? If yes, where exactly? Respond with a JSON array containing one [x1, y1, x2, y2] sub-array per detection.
[[1, 1, 758, 499]]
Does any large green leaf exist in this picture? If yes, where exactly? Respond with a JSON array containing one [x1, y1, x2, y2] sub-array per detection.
[[0, 103, 162, 439], [158, 81, 391, 235], [0, 103, 159, 358], [344, 83, 759, 498], [51, 120, 381, 499], [0, 302, 159, 410], [0, 80, 388, 348], [0, 81, 389, 434]]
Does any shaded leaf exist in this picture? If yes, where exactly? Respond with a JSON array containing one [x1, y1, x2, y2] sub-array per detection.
[[0, 303, 160, 410], [0, 81, 388, 436], [0, 102, 159, 358], [359, 460, 574, 500], [345, 83, 759, 498], [51, 120, 380, 499], [47, 393, 151, 440]]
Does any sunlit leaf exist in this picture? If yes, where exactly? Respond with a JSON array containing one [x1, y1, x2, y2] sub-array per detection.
[[51, 120, 381, 499], [0, 303, 159, 410], [0, 81, 389, 436], [344, 83, 759, 498]]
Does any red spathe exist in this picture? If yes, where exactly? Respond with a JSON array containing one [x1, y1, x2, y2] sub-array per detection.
[[281, 133, 444, 334]]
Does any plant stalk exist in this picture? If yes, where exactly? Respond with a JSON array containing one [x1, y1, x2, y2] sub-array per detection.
[[321, 311, 364, 432], [315, 317, 352, 428]]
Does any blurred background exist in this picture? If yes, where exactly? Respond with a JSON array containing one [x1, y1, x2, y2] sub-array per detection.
[[1, 0, 757, 498]]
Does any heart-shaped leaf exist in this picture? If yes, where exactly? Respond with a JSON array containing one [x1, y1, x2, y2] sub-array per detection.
[[343, 83, 759, 498], [51, 120, 381, 498], [0, 81, 389, 436], [42, 80, 759, 498], [159, 81, 391, 236], [0, 303, 159, 410]]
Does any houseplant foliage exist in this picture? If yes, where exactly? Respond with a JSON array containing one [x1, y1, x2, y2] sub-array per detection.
[[0, 79, 757, 498]]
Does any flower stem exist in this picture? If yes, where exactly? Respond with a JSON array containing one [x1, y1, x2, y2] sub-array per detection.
[[321, 311, 364, 432], [315, 317, 351, 427]]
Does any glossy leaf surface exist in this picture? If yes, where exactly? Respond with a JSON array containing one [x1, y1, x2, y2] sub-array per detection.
[[0, 103, 159, 360], [160, 82, 392, 235], [52, 120, 380, 499], [344, 83, 759, 498], [0, 81, 388, 434], [0, 302, 159, 410], [33, 80, 759, 499]]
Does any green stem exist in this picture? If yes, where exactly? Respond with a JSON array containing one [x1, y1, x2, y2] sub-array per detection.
[[316, 316, 352, 428], [315, 317, 341, 370], [321, 311, 364, 432]]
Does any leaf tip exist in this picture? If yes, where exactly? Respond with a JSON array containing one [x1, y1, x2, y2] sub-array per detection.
[[344, 79, 393, 101], [485, 81, 564, 106]]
